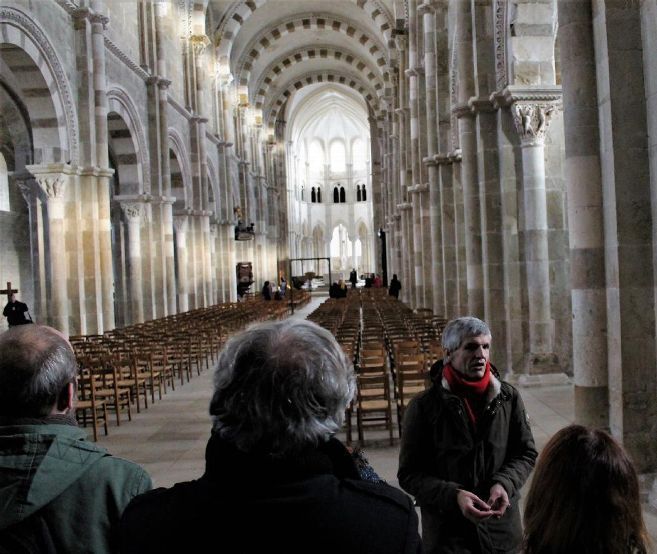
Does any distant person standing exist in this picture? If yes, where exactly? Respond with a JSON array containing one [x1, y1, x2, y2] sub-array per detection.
[[388, 275, 401, 299], [3, 293, 31, 327], [349, 269, 357, 289], [373, 274, 383, 288], [262, 281, 272, 301], [280, 277, 287, 297]]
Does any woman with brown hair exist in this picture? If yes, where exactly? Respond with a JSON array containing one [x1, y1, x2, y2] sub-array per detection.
[[523, 424, 649, 554]]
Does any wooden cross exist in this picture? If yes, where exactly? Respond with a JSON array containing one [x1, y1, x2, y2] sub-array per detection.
[[0, 282, 18, 302]]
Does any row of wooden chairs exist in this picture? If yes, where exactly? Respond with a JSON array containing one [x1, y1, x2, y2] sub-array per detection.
[[306, 290, 448, 444], [72, 297, 301, 441]]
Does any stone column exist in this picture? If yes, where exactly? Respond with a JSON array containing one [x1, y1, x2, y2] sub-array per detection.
[[558, 0, 608, 428], [173, 214, 189, 312], [29, 166, 71, 334], [420, 1, 443, 315], [398, 202, 414, 305], [209, 222, 218, 304], [121, 202, 145, 324], [436, 156, 457, 318], [201, 210, 213, 306], [454, 0, 484, 318], [219, 221, 237, 302], [90, 7, 115, 332], [593, 0, 654, 471], [510, 94, 561, 372], [16, 177, 44, 322]]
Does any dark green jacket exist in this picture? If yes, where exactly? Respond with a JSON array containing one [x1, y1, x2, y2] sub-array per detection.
[[0, 422, 152, 553], [398, 362, 537, 554]]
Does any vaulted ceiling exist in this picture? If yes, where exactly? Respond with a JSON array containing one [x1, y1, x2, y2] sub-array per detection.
[[209, 0, 400, 129]]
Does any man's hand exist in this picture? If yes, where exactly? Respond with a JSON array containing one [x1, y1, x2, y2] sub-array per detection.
[[487, 483, 510, 518], [456, 489, 493, 523]]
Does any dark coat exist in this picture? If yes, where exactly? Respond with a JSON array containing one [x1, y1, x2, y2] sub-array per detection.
[[2, 300, 30, 326], [398, 362, 537, 554], [121, 435, 421, 554], [389, 278, 401, 298]]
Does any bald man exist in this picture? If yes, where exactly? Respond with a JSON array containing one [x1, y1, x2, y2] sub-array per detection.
[[0, 325, 152, 553]]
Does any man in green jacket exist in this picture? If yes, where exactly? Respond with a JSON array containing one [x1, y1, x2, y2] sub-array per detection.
[[0, 325, 152, 553], [398, 316, 537, 554]]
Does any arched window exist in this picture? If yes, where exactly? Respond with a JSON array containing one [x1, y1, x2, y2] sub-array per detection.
[[317, 187, 322, 203], [301, 186, 304, 201], [333, 186, 339, 203], [356, 185, 362, 202], [330, 141, 346, 173], [0, 152, 8, 212], [362, 184, 367, 202], [340, 186, 346, 203], [352, 138, 366, 170], [309, 140, 324, 173], [311, 187, 316, 203]]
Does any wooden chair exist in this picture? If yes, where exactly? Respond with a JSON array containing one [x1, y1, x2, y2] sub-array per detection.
[[87, 355, 133, 426], [355, 361, 394, 445], [395, 353, 430, 432], [76, 372, 108, 441]]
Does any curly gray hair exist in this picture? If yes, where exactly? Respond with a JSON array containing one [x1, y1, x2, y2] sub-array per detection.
[[209, 319, 355, 456], [441, 316, 491, 352]]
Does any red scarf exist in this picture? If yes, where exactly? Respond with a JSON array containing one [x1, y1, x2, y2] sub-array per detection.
[[443, 361, 491, 431]]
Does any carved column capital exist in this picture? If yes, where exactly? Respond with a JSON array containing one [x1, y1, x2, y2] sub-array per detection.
[[511, 102, 559, 145], [121, 202, 144, 223], [35, 174, 67, 201], [191, 34, 211, 57], [173, 215, 189, 234]]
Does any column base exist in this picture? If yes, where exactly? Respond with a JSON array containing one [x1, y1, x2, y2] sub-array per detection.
[[506, 372, 571, 387], [505, 353, 569, 387]]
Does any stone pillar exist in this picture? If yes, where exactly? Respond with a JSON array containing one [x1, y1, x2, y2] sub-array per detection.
[[201, 210, 213, 306], [454, 0, 483, 318], [209, 222, 218, 304], [30, 166, 71, 335], [399, 202, 414, 305], [437, 156, 457, 318], [456, 111, 484, 318], [219, 222, 237, 302], [90, 7, 115, 333], [121, 202, 145, 324], [558, 0, 608, 428], [16, 177, 44, 322], [420, 2, 443, 316], [173, 214, 189, 312], [592, 0, 655, 471], [510, 95, 561, 372]]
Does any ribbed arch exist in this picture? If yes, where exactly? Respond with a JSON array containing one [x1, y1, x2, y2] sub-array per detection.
[[216, 0, 394, 65], [252, 45, 387, 109], [264, 71, 382, 131], [235, 13, 392, 88]]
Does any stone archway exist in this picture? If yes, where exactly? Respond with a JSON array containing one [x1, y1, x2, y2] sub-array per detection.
[[107, 109, 146, 326], [0, 13, 75, 331]]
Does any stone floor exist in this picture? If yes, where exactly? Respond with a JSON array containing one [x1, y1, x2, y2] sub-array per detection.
[[93, 292, 657, 549]]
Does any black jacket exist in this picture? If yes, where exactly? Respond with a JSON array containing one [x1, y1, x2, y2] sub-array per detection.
[[121, 435, 421, 554], [3, 301, 30, 326], [398, 362, 537, 554]]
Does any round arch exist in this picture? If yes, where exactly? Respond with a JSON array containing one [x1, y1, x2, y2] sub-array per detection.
[[168, 129, 192, 210], [107, 87, 150, 194], [0, 6, 78, 164]]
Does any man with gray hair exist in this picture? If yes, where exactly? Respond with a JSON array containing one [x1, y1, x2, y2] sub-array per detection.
[[398, 316, 537, 554], [120, 319, 421, 553], [0, 325, 152, 553]]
